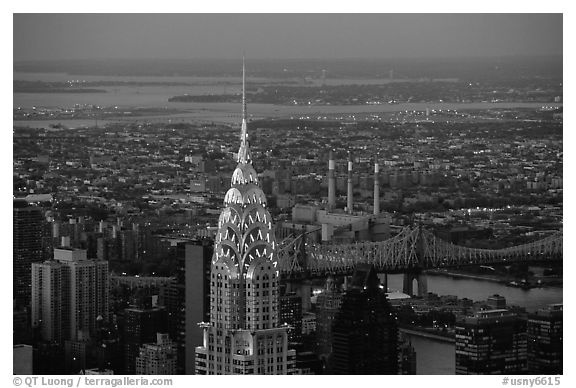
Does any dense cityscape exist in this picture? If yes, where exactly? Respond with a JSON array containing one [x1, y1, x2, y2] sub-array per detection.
[[13, 14, 563, 379]]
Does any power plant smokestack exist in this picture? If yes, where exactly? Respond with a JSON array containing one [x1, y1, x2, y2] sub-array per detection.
[[328, 149, 335, 211], [374, 155, 380, 215], [347, 151, 353, 214]]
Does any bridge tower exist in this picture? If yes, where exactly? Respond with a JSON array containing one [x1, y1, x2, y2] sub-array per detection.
[[284, 227, 313, 312], [402, 224, 428, 297], [402, 271, 428, 297]]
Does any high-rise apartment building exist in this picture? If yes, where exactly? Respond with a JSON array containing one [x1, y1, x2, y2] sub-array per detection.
[[61, 248, 109, 340], [527, 304, 562, 374], [31, 248, 109, 343], [194, 60, 296, 375], [455, 309, 527, 374], [31, 260, 64, 343], [14, 199, 45, 308], [135, 333, 177, 375], [330, 264, 398, 374]]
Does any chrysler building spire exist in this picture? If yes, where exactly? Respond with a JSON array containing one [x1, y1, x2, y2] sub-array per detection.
[[237, 55, 251, 164], [242, 54, 247, 123], [195, 58, 296, 375]]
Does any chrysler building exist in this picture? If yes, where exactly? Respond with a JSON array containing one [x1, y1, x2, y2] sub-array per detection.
[[194, 59, 297, 375]]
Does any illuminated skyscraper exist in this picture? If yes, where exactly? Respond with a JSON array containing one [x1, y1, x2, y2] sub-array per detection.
[[455, 309, 527, 374], [195, 59, 296, 375]]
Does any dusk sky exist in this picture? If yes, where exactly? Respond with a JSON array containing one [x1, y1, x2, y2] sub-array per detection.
[[13, 14, 563, 61]]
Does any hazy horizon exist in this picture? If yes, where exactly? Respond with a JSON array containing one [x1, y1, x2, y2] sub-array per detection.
[[14, 14, 562, 62], [13, 54, 564, 63]]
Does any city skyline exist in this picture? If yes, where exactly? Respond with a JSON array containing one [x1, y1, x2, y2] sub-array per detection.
[[11, 12, 565, 378]]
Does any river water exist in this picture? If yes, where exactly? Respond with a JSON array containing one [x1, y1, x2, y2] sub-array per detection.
[[384, 274, 562, 374], [385, 274, 562, 313], [14, 72, 561, 128]]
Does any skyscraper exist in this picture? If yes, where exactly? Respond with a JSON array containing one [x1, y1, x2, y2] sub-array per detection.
[[527, 304, 562, 374], [183, 239, 213, 374], [59, 248, 109, 341], [315, 276, 343, 360], [31, 260, 64, 343], [123, 305, 168, 374], [14, 199, 44, 308], [31, 248, 109, 343], [194, 59, 296, 375], [279, 292, 303, 343], [455, 309, 527, 374], [330, 264, 398, 374]]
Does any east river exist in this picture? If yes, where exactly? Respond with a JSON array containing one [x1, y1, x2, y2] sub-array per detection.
[[384, 274, 562, 374]]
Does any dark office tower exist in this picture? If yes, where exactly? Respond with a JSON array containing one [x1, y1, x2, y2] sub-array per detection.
[[182, 239, 213, 374], [330, 264, 398, 375], [527, 304, 562, 374], [279, 292, 303, 343], [159, 239, 212, 374], [455, 309, 527, 375], [160, 242, 186, 374], [316, 277, 343, 359], [13, 199, 44, 309], [123, 306, 167, 374]]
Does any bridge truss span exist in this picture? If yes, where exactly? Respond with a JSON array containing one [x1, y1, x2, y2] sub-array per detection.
[[277, 226, 562, 278]]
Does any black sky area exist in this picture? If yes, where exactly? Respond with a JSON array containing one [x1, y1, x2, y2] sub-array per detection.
[[13, 14, 562, 62]]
